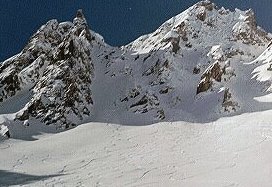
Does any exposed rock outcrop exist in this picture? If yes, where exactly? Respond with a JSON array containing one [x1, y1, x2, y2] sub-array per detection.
[[1, 10, 95, 128]]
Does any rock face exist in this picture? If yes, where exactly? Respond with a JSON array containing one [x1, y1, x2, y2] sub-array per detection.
[[197, 45, 226, 94], [196, 44, 240, 111], [0, 10, 96, 128], [0, 1, 272, 127], [197, 62, 223, 94]]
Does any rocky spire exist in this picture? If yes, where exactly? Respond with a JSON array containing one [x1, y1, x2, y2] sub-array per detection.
[[1, 9, 96, 128], [76, 9, 85, 19], [72, 9, 93, 41], [73, 9, 87, 26]]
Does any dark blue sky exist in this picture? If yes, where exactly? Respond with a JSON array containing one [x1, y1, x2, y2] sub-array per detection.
[[0, 0, 271, 61]]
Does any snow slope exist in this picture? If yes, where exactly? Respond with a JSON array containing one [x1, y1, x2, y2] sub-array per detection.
[[1, 110, 272, 186]]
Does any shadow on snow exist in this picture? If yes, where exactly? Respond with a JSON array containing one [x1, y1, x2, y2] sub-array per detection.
[[0, 170, 63, 186]]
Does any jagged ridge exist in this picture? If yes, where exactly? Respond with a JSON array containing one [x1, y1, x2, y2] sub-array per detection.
[[0, 10, 97, 128]]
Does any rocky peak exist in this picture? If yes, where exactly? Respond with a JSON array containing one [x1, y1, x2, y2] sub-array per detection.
[[76, 9, 85, 19], [73, 9, 88, 27], [244, 9, 257, 27], [193, 0, 215, 21], [0, 10, 97, 128], [72, 9, 93, 42]]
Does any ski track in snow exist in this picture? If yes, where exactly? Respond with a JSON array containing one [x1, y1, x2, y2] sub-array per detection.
[[1, 110, 272, 186]]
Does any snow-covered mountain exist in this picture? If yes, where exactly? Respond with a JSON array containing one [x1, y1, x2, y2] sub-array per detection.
[[3, 1, 272, 186], [0, 0, 272, 130]]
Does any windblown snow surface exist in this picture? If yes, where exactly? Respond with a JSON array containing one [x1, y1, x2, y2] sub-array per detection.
[[2, 1, 272, 186], [1, 112, 272, 187]]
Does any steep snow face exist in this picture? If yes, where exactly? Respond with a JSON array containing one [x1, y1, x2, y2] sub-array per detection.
[[0, 10, 106, 128]]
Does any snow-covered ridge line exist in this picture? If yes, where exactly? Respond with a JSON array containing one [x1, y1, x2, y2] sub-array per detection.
[[127, 0, 269, 53]]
